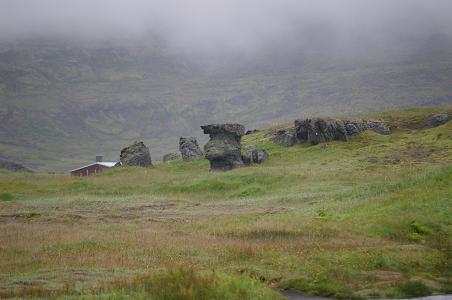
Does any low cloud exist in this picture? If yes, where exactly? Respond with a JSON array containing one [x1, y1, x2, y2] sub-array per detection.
[[1, 0, 452, 55]]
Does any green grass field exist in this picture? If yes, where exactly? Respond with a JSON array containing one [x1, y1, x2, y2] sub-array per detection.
[[0, 109, 451, 299]]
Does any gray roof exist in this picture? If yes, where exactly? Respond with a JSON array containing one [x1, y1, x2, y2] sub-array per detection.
[[70, 162, 118, 172]]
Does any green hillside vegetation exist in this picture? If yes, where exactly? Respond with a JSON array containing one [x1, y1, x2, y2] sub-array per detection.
[[0, 109, 451, 298], [1, 40, 452, 172]]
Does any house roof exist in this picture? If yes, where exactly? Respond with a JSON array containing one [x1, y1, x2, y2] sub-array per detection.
[[70, 162, 118, 172]]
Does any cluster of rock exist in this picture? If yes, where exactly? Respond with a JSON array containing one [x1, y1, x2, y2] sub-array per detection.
[[109, 111, 418, 173], [295, 118, 348, 145], [119, 141, 153, 167], [119, 137, 204, 166], [179, 137, 203, 160], [273, 117, 391, 147]]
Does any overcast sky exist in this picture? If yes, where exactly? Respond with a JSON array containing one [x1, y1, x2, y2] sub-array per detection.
[[2, 0, 452, 54]]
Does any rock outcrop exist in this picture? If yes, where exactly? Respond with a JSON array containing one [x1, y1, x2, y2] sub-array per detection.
[[272, 128, 297, 147], [366, 120, 391, 135], [201, 123, 245, 171], [119, 141, 153, 167], [0, 159, 32, 172], [163, 153, 180, 162], [295, 118, 348, 145], [343, 119, 368, 136], [272, 117, 392, 147], [244, 149, 269, 164], [179, 137, 203, 160], [245, 129, 259, 135], [426, 113, 451, 128]]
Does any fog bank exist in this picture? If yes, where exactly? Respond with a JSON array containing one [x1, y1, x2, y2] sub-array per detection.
[[2, 0, 452, 56]]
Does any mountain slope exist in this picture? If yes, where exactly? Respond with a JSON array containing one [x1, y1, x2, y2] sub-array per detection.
[[1, 39, 452, 171]]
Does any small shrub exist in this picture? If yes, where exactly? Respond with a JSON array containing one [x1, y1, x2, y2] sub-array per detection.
[[0, 192, 14, 201]]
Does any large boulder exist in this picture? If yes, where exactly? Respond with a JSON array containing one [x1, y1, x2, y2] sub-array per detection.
[[272, 128, 297, 147], [201, 123, 245, 171], [0, 158, 32, 172], [120, 141, 153, 167], [163, 153, 180, 162], [179, 137, 203, 160], [295, 118, 348, 145], [426, 113, 451, 128]]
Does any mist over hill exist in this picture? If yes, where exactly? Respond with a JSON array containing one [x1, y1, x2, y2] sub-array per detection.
[[1, 0, 452, 171]]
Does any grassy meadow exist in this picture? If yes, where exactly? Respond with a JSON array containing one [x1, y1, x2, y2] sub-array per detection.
[[0, 108, 451, 299]]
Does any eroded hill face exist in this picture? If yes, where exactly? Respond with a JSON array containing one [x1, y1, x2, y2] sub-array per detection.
[[1, 38, 452, 172]]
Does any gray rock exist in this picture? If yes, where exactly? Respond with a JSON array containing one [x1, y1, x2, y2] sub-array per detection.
[[427, 113, 451, 128], [119, 141, 153, 167], [201, 123, 245, 171], [163, 153, 180, 162], [295, 118, 348, 145], [245, 149, 269, 164], [179, 137, 203, 160], [245, 129, 259, 135], [366, 120, 391, 134], [343, 119, 368, 135], [0, 158, 32, 172], [264, 130, 276, 138], [272, 128, 297, 147]]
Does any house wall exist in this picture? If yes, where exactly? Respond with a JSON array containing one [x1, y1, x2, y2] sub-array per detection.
[[70, 164, 109, 176]]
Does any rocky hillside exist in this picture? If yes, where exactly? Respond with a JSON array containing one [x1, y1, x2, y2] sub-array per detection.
[[1, 38, 452, 171]]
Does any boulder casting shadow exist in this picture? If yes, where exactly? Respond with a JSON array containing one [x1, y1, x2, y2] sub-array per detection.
[[201, 123, 245, 171]]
